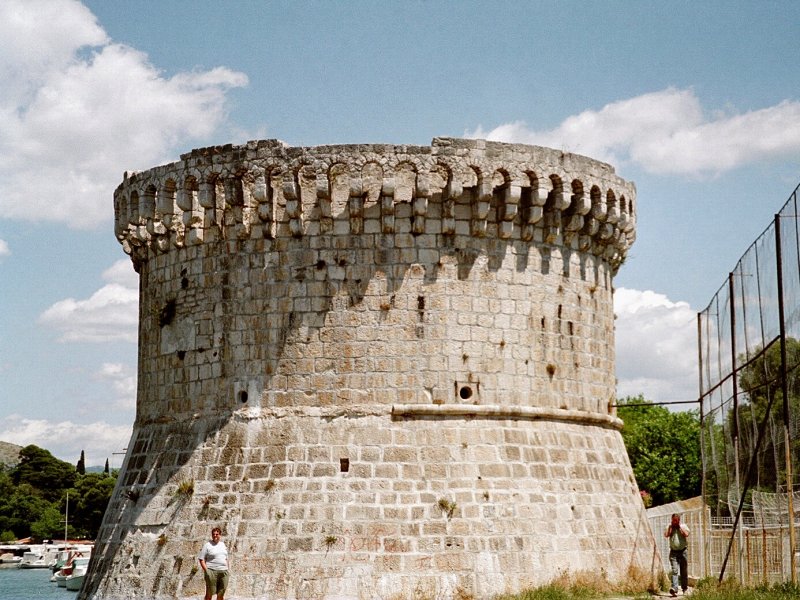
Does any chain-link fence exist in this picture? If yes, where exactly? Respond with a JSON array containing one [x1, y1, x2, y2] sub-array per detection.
[[648, 497, 798, 586], [698, 182, 800, 583]]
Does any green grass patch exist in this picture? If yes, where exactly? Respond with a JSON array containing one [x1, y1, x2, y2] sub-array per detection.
[[689, 579, 800, 600], [496, 580, 800, 600]]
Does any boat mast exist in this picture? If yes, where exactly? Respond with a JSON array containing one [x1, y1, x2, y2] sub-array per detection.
[[64, 491, 68, 543]]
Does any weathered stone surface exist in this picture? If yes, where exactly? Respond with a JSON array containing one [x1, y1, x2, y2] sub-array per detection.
[[82, 138, 656, 600]]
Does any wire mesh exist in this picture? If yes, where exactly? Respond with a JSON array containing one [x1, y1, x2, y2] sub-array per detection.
[[697, 182, 800, 583]]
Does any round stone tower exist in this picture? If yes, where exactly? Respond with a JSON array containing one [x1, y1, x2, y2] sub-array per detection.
[[81, 138, 659, 600]]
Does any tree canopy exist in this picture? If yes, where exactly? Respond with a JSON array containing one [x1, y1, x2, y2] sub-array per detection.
[[0, 445, 117, 542], [730, 338, 800, 494], [618, 395, 702, 507], [11, 445, 76, 502]]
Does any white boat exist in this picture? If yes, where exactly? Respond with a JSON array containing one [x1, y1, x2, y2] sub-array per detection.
[[51, 548, 92, 587], [65, 556, 90, 591], [0, 553, 22, 565], [17, 550, 48, 568]]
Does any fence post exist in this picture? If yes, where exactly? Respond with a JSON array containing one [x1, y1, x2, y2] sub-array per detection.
[[729, 273, 746, 584], [774, 213, 797, 584], [698, 314, 710, 579]]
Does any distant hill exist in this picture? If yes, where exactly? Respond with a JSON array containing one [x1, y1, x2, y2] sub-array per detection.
[[0, 441, 23, 468]]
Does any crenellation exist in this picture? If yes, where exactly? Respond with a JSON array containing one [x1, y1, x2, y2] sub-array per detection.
[[115, 140, 635, 278]]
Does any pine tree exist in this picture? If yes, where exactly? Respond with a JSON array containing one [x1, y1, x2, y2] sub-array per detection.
[[76, 450, 85, 476], [104, 459, 110, 475]]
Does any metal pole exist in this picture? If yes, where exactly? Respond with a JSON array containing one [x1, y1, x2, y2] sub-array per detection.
[[730, 273, 745, 583], [746, 528, 752, 586], [698, 312, 709, 577], [64, 490, 68, 543], [763, 521, 768, 586], [775, 213, 797, 584]]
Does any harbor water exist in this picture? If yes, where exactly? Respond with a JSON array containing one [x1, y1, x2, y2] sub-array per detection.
[[0, 565, 72, 599]]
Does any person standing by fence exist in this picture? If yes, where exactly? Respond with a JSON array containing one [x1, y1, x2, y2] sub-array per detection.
[[665, 513, 690, 596]]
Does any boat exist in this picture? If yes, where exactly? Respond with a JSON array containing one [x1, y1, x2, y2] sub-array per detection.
[[0, 554, 22, 565], [65, 556, 90, 591], [51, 547, 92, 587], [17, 549, 48, 568]]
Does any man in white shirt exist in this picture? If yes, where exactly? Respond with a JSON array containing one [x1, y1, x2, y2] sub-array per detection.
[[197, 527, 229, 600]]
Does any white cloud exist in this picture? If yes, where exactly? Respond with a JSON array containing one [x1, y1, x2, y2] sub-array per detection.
[[0, 414, 132, 467], [0, 239, 9, 258], [614, 287, 698, 405], [94, 362, 136, 411], [468, 88, 800, 177], [101, 258, 139, 288], [0, 0, 248, 228], [39, 259, 138, 342]]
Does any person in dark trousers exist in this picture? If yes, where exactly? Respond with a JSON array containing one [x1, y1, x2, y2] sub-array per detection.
[[665, 513, 690, 596]]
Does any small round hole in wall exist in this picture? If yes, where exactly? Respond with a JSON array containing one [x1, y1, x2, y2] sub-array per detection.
[[238, 390, 248, 404], [459, 386, 473, 400]]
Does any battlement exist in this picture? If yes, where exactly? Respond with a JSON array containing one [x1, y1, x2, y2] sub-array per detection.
[[114, 137, 635, 272]]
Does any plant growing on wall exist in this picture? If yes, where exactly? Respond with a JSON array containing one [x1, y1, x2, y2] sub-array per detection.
[[174, 479, 194, 497], [437, 497, 457, 519]]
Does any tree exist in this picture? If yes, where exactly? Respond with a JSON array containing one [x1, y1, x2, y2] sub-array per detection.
[[618, 395, 702, 507], [0, 530, 15, 543], [70, 472, 117, 538], [76, 450, 85, 476], [0, 483, 52, 539], [0, 468, 13, 499], [104, 459, 110, 476], [732, 338, 800, 494], [30, 505, 65, 540], [11, 445, 76, 502], [0, 444, 118, 540]]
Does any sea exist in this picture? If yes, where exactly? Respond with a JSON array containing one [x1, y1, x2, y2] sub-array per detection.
[[0, 564, 69, 599]]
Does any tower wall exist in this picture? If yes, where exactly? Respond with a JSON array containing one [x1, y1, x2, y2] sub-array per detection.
[[81, 138, 658, 600]]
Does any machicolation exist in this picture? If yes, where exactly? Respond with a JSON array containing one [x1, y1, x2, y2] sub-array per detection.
[[80, 137, 658, 600]]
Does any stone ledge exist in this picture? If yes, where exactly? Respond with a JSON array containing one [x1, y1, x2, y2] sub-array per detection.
[[391, 403, 622, 429]]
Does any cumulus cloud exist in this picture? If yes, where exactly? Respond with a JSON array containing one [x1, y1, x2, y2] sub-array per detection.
[[94, 362, 136, 410], [0, 239, 9, 258], [39, 259, 138, 342], [614, 287, 699, 404], [0, 0, 248, 228], [468, 88, 800, 177], [0, 414, 132, 467]]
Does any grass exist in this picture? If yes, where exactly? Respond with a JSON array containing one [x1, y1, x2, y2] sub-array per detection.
[[495, 568, 655, 600], [687, 580, 800, 600], [173, 479, 194, 497], [495, 578, 800, 600], [437, 497, 457, 519]]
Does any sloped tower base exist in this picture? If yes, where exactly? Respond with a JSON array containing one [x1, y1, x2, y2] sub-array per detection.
[[85, 411, 658, 600], [81, 138, 659, 599]]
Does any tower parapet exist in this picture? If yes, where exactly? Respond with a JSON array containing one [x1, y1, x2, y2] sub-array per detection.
[[115, 138, 634, 272], [83, 138, 656, 600]]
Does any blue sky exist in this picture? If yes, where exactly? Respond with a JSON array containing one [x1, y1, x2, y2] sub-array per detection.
[[1, 0, 799, 465]]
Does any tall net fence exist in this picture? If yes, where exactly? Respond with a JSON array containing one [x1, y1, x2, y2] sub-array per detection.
[[698, 182, 800, 582]]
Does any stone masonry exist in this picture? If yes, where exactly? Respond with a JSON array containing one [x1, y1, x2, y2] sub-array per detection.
[[80, 138, 660, 599]]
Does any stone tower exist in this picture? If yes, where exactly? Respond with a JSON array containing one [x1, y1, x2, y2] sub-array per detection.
[[81, 138, 659, 600]]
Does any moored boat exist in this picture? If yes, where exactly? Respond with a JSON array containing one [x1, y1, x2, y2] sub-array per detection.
[[17, 550, 48, 568], [51, 547, 92, 587], [65, 556, 90, 591]]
